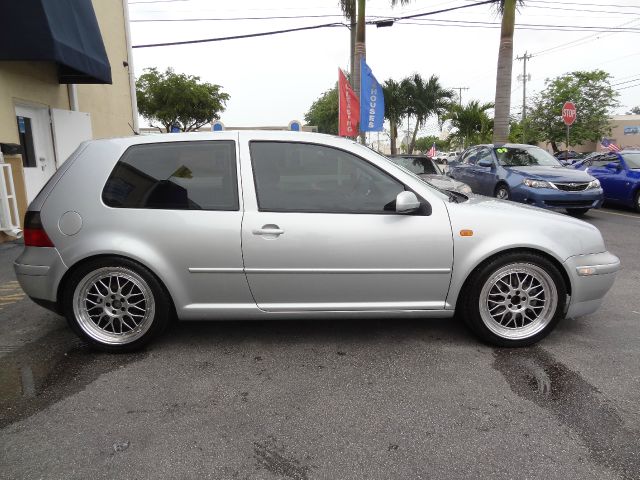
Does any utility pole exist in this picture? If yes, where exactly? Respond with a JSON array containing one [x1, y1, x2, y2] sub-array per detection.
[[451, 87, 469, 107], [516, 52, 532, 143]]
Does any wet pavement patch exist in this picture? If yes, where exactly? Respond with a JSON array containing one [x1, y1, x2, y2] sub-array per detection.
[[0, 328, 147, 428], [493, 347, 640, 480], [253, 437, 312, 480]]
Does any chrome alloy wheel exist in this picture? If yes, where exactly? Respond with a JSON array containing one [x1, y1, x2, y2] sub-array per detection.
[[73, 267, 155, 345], [479, 263, 558, 340]]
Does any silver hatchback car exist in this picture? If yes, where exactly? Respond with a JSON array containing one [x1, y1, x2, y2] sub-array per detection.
[[15, 132, 620, 352]]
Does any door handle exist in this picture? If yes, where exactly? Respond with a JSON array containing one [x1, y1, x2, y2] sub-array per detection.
[[252, 224, 284, 236]]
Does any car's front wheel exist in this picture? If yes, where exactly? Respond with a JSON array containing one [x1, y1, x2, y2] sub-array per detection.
[[63, 257, 171, 352], [460, 252, 567, 347], [495, 184, 510, 200], [634, 190, 640, 213]]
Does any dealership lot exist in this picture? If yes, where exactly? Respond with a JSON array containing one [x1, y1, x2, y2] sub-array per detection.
[[0, 207, 638, 480]]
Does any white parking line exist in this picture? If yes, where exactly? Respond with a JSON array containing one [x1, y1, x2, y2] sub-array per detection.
[[592, 209, 640, 220]]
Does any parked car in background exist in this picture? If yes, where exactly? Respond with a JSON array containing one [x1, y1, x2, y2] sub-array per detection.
[[448, 144, 603, 215], [554, 150, 584, 163], [387, 154, 472, 195], [572, 151, 640, 211], [14, 132, 619, 351]]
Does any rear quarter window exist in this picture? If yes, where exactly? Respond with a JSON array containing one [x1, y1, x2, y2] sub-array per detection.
[[102, 141, 238, 211]]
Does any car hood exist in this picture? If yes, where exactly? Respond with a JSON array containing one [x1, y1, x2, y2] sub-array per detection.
[[419, 174, 468, 192], [445, 194, 606, 258], [508, 166, 595, 182]]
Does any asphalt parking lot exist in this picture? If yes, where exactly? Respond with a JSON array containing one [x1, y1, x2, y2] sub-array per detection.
[[1, 207, 638, 480]]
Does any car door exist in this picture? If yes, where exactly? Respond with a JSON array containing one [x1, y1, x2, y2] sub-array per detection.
[[467, 147, 497, 196], [588, 154, 622, 201], [451, 148, 478, 189], [239, 136, 454, 312]]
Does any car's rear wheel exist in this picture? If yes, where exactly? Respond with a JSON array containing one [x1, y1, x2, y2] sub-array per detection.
[[634, 190, 640, 213], [63, 257, 170, 352], [495, 184, 510, 200], [566, 208, 589, 216], [460, 252, 567, 347]]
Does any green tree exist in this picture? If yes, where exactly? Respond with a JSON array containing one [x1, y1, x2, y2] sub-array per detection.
[[508, 117, 537, 144], [526, 70, 619, 152], [382, 78, 407, 155], [445, 100, 494, 148], [401, 74, 453, 154], [627, 106, 640, 115], [136, 67, 229, 132], [304, 84, 339, 135], [492, 0, 525, 144], [415, 136, 449, 152]]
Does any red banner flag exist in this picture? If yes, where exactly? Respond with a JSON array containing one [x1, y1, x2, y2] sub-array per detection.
[[338, 69, 359, 137]]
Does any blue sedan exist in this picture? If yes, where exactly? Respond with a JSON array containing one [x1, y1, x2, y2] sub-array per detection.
[[573, 151, 640, 212], [449, 144, 603, 215]]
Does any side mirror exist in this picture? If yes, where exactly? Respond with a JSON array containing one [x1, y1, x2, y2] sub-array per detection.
[[396, 191, 420, 213], [477, 158, 493, 168]]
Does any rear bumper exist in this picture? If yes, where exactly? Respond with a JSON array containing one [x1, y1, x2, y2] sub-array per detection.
[[511, 186, 604, 210], [14, 247, 67, 306], [563, 251, 620, 318]]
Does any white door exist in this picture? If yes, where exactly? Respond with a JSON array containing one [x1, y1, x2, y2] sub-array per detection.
[[51, 108, 92, 167], [15, 105, 57, 202]]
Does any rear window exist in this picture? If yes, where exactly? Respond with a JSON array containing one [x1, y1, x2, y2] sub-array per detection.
[[102, 141, 238, 211]]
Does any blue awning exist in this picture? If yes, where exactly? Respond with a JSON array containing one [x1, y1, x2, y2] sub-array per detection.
[[0, 0, 112, 84]]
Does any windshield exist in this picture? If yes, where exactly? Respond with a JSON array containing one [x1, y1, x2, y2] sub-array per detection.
[[622, 153, 640, 169], [494, 146, 562, 167], [388, 156, 441, 175]]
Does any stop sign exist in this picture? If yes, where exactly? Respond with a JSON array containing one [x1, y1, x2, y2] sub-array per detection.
[[562, 101, 577, 126]]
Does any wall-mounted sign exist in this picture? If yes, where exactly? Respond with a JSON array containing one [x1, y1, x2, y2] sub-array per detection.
[[623, 126, 639, 135]]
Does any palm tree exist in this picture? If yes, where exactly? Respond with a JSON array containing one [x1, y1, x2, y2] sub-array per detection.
[[446, 100, 494, 148], [401, 74, 454, 154], [382, 79, 406, 155], [492, 0, 524, 144]]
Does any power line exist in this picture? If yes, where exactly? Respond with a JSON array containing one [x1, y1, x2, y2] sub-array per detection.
[[398, 20, 640, 33], [616, 81, 640, 91], [132, 22, 346, 48], [132, 0, 497, 48], [612, 76, 640, 86], [527, 0, 640, 9]]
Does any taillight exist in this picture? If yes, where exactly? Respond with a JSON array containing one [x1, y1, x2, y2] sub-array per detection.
[[23, 211, 54, 247]]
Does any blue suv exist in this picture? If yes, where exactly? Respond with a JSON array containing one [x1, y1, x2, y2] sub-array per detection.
[[448, 144, 603, 215]]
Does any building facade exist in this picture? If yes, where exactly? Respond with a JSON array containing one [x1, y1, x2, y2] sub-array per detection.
[[0, 0, 137, 241]]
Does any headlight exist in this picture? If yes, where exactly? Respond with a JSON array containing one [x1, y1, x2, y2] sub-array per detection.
[[586, 178, 600, 189], [523, 178, 552, 188], [459, 184, 472, 194]]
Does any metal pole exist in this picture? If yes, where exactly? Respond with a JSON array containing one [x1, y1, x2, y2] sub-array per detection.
[[566, 124, 570, 161], [522, 52, 528, 143]]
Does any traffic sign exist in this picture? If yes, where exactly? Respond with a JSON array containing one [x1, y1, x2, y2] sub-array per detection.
[[562, 101, 577, 126]]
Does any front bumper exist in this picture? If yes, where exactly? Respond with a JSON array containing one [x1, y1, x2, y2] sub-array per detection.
[[14, 247, 67, 307], [563, 251, 620, 318], [511, 185, 604, 211]]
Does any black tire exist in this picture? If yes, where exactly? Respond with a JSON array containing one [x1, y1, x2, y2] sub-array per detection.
[[634, 190, 640, 213], [459, 252, 567, 347], [566, 208, 589, 216], [494, 184, 510, 200], [62, 257, 171, 352]]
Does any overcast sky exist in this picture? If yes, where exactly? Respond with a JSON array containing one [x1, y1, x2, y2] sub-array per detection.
[[128, 0, 640, 134]]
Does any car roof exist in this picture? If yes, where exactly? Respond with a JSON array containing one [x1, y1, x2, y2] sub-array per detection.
[[82, 130, 357, 150]]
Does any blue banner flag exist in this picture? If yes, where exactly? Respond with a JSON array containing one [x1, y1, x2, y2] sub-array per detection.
[[359, 58, 385, 132]]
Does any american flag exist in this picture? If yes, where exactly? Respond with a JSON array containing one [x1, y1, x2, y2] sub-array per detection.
[[427, 143, 437, 158], [601, 138, 621, 152]]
